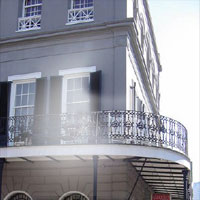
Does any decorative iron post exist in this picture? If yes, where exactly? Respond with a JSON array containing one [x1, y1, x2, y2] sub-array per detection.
[[0, 159, 4, 200], [93, 155, 98, 200], [183, 169, 188, 200]]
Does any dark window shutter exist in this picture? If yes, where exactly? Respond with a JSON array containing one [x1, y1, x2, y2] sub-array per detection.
[[32, 78, 47, 145], [0, 82, 11, 147], [48, 76, 63, 145], [90, 71, 102, 111], [49, 76, 62, 114], [34, 77, 48, 115]]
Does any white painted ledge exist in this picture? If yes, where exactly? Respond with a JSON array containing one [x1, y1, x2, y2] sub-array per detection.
[[0, 144, 191, 170]]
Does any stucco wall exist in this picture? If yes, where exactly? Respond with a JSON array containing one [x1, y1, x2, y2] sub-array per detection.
[[2, 159, 152, 200]]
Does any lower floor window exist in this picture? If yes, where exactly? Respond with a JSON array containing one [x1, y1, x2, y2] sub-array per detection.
[[14, 81, 36, 116]]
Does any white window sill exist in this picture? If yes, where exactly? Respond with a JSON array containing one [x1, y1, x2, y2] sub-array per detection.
[[16, 27, 41, 32], [65, 19, 94, 26]]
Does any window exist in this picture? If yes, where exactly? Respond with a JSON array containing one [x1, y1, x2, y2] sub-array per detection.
[[63, 75, 90, 113], [18, 0, 42, 31], [72, 0, 93, 9], [68, 0, 94, 24], [23, 0, 42, 17], [14, 81, 36, 116]]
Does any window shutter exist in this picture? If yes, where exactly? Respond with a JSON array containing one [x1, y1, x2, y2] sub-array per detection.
[[48, 76, 63, 145], [49, 76, 62, 114], [0, 82, 11, 147], [34, 77, 48, 115], [32, 78, 47, 145], [90, 71, 102, 111]]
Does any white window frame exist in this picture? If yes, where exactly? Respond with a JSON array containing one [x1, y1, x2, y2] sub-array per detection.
[[71, 0, 94, 9], [22, 0, 42, 17], [17, 0, 42, 31], [62, 73, 90, 113], [11, 79, 36, 117], [8, 72, 41, 117], [59, 66, 96, 113]]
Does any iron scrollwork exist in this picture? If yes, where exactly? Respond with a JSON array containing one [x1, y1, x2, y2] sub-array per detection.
[[0, 111, 188, 155]]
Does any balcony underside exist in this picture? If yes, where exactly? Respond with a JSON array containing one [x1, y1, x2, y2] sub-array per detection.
[[1, 145, 190, 200]]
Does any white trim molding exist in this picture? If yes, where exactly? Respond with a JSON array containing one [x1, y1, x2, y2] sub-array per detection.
[[59, 66, 96, 76], [8, 72, 41, 82]]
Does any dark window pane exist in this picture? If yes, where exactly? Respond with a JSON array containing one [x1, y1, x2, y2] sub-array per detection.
[[28, 94, 35, 105], [15, 96, 21, 106], [16, 84, 22, 95], [22, 95, 28, 106], [22, 84, 28, 94], [29, 82, 35, 93]]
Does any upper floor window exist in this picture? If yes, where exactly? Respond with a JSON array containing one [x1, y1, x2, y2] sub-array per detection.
[[23, 0, 42, 17], [72, 0, 93, 9], [18, 0, 42, 31], [68, 0, 94, 24]]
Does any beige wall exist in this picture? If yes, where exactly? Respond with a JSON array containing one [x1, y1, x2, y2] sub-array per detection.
[[2, 159, 152, 200]]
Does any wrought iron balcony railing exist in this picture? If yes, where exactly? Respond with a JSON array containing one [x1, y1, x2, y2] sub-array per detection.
[[68, 7, 94, 23], [18, 15, 41, 31], [0, 111, 188, 155]]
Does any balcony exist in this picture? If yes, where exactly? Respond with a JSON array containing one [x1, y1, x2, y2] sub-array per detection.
[[17, 15, 41, 31], [67, 7, 94, 24], [0, 111, 188, 155]]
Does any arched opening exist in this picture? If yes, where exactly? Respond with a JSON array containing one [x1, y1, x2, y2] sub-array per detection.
[[4, 191, 32, 200], [59, 192, 89, 200]]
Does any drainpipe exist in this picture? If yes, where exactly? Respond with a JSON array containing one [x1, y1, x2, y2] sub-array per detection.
[[93, 155, 98, 200], [0, 159, 4, 200]]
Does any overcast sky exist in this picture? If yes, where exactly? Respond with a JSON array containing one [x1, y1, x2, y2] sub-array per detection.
[[148, 0, 200, 182]]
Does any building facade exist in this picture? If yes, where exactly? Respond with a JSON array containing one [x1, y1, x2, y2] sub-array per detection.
[[0, 0, 191, 199]]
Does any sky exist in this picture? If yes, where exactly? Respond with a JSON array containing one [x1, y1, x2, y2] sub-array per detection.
[[148, 0, 200, 183]]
